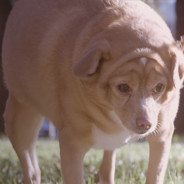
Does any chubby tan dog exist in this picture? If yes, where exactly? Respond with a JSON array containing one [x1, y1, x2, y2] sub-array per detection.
[[2, 0, 184, 184]]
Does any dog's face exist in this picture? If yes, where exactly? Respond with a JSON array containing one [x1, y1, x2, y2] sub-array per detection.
[[107, 57, 168, 135], [73, 39, 184, 136]]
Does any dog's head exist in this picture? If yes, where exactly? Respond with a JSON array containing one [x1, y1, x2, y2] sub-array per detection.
[[73, 38, 184, 136]]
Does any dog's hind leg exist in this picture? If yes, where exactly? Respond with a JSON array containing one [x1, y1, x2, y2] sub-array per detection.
[[4, 94, 44, 184], [99, 150, 116, 184]]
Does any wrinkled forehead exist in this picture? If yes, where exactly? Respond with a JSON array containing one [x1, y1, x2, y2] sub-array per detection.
[[112, 57, 165, 77]]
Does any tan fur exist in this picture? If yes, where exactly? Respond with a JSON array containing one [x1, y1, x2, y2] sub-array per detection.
[[2, 0, 184, 184]]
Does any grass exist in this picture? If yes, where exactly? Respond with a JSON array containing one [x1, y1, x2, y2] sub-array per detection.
[[0, 136, 184, 184]]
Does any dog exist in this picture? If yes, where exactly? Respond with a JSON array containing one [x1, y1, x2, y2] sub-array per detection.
[[2, 0, 184, 183]]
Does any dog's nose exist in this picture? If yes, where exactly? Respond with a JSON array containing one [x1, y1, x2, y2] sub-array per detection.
[[136, 117, 152, 133]]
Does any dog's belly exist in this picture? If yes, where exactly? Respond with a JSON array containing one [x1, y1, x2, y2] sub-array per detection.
[[92, 125, 139, 150]]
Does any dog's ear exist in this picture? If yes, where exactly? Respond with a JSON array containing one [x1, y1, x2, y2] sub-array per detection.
[[73, 40, 111, 79], [170, 49, 184, 89]]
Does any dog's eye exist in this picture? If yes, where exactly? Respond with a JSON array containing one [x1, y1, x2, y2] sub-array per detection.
[[118, 84, 131, 94], [153, 83, 165, 94]]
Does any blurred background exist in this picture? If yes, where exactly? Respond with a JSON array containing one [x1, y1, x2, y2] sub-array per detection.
[[0, 0, 184, 137]]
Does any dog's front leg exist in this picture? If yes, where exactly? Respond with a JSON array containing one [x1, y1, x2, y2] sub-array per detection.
[[146, 123, 174, 184], [99, 150, 116, 184], [59, 128, 90, 184]]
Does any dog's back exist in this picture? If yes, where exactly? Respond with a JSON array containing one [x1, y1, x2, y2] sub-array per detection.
[[2, 0, 123, 125]]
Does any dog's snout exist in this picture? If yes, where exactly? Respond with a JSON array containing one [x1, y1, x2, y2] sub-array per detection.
[[136, 117, 152, 133]]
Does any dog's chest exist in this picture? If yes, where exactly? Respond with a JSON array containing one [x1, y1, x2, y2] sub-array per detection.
[[92, 125, 139, 150]]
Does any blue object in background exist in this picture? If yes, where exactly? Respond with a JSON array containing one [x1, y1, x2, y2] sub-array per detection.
[[39, 119, 50, 137], [39, 119, 58, 138]]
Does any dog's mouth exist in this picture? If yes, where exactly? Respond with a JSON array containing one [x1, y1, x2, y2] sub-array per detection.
[[131, 127, 155, 138], [135, 129, 150, 135]]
